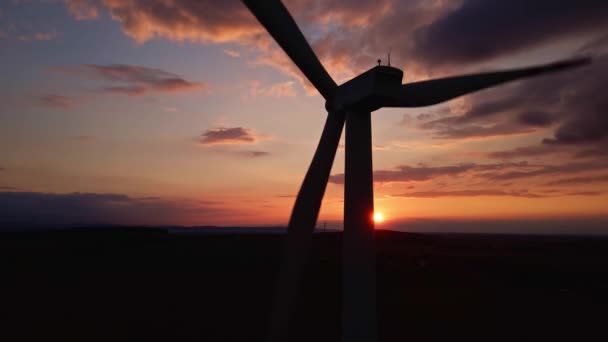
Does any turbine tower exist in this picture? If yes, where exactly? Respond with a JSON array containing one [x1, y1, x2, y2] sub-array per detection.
[[240, 1, 590, 341]]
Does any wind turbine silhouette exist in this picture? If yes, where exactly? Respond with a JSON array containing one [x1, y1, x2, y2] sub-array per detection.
[[240, 1, 590, 341]]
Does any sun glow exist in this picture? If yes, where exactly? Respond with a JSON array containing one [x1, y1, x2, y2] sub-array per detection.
[[373, 212, 384, 223]]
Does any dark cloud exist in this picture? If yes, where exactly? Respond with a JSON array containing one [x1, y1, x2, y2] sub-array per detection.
[[487, 145, 561, 160], [567, 191, 604, 196], [331, 164, 472, 184], [392, 189, 545, 198], [329, 162, 528, 184], [428, 123, 535, 140], [199, 127, 257, 145], [543, 110, 608, 145], [0, 191, 226, 227], [330, 158, 608, 197], [38, 94, 74, 109], [575, 147, 608, 159], [544, 175, 608, 186], [419, 55, 608, 150], [517, 111, 555, 127], [483, 160, 608, 181], [55, 64, 205, 96], [237, 150, 270, 158], [0, 186, 19, 191], [414, 0, 608, 66]]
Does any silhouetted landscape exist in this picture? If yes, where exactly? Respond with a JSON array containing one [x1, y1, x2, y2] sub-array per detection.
[[2, 227, 607, 341]]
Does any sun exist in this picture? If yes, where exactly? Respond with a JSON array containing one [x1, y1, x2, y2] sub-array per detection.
[[373, 212, 384, 223]]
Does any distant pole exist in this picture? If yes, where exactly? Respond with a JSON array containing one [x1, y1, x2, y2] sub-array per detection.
[[324, 221, 327, 233]]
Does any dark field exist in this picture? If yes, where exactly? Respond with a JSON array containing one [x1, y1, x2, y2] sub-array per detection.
[[1, 228, 607, 341]]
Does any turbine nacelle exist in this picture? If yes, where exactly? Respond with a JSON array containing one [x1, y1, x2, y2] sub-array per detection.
[[326, 66, 403, 113]]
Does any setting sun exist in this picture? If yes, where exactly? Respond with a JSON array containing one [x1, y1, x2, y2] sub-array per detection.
[[373, 212, 384, 223]]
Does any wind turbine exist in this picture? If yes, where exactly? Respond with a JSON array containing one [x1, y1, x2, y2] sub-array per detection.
[[240, 1, 590, 341]]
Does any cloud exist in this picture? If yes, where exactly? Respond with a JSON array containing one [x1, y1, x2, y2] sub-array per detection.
[[483, 160, 608, 181], [330, 158, 608, 196], [392, 189, 545, 198], [199, 127, 258, 145], [57, 0, 607, 167], [329, 162, 528, 184], [60, 0, 608, 93], [236, 150, 270, 158], [247, 80, 297, 98], [92, 0, 264, 44], [274, 194, 295, 199], [419, 55, 608, 151], [487, 145, 561, 160], [0, 191, 227, 227], [38, 94, 74, 109], [0, 186, 19, 191], [413, 0, 608, 66], [60, 0, 450, 92], [63, 0, 99, 20], [55, 64, 205, 96], [18, 31, 58, 41], [575, 147, 608, 159], [516, 111, 556, 127], [567, 191, 604, 196], [544, 175, 608, 186], [428, 122, 536, 140], [578, 33, 608, 57], [223, 49, 240, 58]]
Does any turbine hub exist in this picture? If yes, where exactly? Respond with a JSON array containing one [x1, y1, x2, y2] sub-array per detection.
[[326, 66, 403, 113]]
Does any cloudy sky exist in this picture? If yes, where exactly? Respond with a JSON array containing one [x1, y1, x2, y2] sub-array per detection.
[[1, 0, 607, 232]]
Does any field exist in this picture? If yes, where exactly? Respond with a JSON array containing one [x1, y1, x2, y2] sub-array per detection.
[[2, 228, 607, 341]]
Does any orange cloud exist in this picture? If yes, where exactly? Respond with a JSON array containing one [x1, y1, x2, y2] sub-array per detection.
[[100, 0, 264, 44]]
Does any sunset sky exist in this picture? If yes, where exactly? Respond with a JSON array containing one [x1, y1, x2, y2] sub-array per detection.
[[1, 0, 607, 233]]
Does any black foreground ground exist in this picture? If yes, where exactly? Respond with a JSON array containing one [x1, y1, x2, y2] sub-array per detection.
[[1, 228, 607, 342]]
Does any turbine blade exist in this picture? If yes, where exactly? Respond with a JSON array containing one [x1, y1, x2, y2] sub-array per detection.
[[242, 0, 337, 99], [383, 57, 591, 108], [268, 110, 345, 341]]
